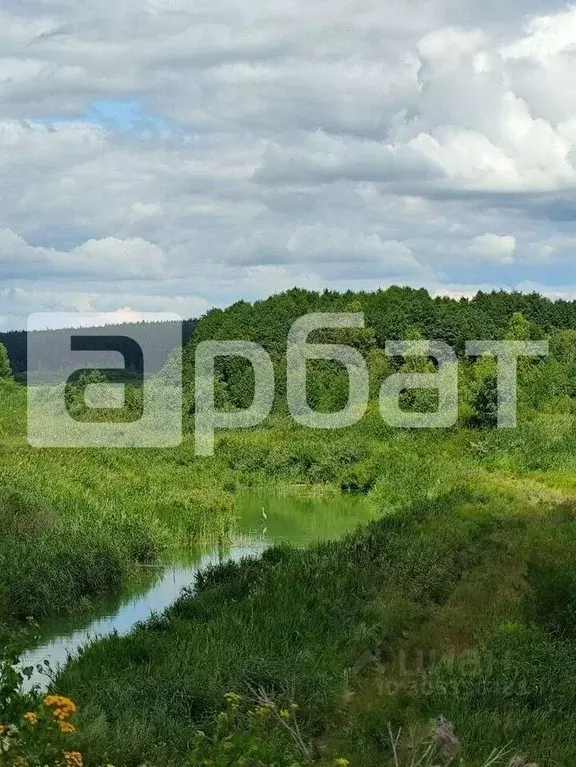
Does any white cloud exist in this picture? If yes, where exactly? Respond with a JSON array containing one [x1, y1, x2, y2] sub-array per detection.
[[68, 237, 166, 278], [469, 233, 517, 263], [0, 229, 166, 279], [0, 0, 574, 327]]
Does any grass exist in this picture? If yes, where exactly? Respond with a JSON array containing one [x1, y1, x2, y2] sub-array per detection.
[[50, 483, 566, 766], [0, 382, 238, 622], [0, 384, 471, 624], [7, 378, 576, 763]]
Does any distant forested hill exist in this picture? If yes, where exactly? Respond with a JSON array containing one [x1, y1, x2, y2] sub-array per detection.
[[0, 318, 197, 379], [7, 286, 576, 383]]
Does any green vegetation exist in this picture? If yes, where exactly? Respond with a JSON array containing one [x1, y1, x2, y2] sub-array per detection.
[[46, 441, 576, 765], [6, 287, 576, 764], [0, 380, 237, 622], [0, 342, 12, 380]]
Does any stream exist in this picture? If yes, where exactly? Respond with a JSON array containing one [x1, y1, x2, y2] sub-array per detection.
[[19, 490, 376, 690]]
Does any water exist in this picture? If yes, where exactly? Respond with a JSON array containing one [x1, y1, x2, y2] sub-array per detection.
[[19, 491, 375, 690]]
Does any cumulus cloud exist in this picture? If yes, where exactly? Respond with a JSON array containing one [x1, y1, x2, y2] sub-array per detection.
[[0, 229, 166, 279], [469, 233, 517, 263], [0, 0, 575, 327]]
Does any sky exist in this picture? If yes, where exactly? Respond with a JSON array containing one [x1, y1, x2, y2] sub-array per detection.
[[1, 0, 576, 329]]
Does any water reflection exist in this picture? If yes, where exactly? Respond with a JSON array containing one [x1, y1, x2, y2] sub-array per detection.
[[18, 491, 374, 690]]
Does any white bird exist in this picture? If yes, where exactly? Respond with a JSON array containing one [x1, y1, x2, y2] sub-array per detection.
[[261, 506, 268, 521]]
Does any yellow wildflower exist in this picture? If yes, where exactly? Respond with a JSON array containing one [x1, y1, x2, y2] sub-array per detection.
[[23, 712, 38, 725], [59, 721, 77, 734], [333, 759, 350, 767], [44, 695, 76, 717], [279, 709, 291, 720], [63, 751, 83, 767]]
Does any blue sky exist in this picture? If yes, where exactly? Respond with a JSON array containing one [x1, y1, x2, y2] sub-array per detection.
[[84, 101, 168, 131], [31, 100, 171, 134]]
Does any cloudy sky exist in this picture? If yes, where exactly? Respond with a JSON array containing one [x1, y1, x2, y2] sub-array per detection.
[[1, 0, 576, 329]]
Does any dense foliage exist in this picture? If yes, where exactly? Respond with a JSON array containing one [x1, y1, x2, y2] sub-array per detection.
[[182, 287, 576, 429], [187, 286, 570, 357], [0, 342, 12, 380]]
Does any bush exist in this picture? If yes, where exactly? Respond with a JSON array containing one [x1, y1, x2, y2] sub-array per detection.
[[339, 460, 379, 493]]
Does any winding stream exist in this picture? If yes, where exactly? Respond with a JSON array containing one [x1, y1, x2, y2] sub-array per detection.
[[19, 491, 376, 690]]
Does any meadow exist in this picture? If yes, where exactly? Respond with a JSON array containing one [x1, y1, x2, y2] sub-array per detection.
[[0, 379, 238, 622], [30, 414, 571, 767], [5, 390, 576, 764]]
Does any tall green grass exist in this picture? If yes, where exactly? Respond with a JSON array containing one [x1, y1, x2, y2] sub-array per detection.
[[56, 486, 531, 766], [6, 378, 576, 762], [0, 384, 238, 622], [4, 374, 576, 626], [0, 381, 483, 624]]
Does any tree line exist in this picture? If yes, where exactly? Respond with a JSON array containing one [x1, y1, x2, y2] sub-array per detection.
[[0, 319, 197, 379], [6, 286, 576, 428], [183, 286, 576, 426]]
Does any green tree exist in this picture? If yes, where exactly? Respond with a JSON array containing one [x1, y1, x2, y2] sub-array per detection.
[[397, 325, 438, 414], [0, 342, 12, 379], [505, 311, 544, 341]]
